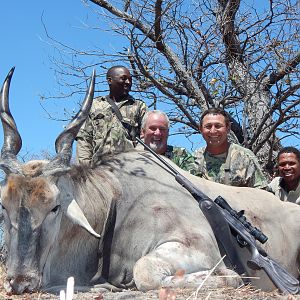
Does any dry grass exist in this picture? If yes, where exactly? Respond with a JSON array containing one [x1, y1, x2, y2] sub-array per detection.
[[0, 262, 299, 300]]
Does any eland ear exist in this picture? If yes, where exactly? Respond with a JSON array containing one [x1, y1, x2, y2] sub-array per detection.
[[66, 199, 100, 238], [56, 173, 100, 238]]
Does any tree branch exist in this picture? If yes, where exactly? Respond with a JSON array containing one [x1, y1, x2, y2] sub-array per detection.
[[264, 51, 300, 88]]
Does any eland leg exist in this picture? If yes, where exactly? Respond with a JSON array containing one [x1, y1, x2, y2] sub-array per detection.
[[133, 242, 242, 291]]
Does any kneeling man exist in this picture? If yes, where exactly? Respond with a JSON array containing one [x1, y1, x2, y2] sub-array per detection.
[[267, 147, 300, 204], [140, 110, 196, 173]]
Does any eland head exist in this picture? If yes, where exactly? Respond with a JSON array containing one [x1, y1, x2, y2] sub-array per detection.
[[0, 68, 100, 294]]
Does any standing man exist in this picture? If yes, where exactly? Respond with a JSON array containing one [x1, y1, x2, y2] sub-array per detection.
[[193, 108, 267, 188], [76, 66, 147, 165], [267, 147, 300, 204], [140, 110, 196, 172]]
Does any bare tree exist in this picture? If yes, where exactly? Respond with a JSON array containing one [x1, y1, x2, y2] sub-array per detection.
[[43, 0, 300, 174]]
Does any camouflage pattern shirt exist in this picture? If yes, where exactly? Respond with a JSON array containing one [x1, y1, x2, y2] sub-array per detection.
[[76, 95, 147, 165], [165, 145, 197, 173], [136, 144, 197, 173], [192, 143, 268, 188], [267, 177, 300, 204]]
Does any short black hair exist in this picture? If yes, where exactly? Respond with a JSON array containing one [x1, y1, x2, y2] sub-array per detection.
[[200, 107, 231, 127], [278, 146, 300, 162], [106, 66, 129, 79]]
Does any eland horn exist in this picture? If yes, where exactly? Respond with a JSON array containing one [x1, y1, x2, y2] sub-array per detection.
[[42, 70, 95, 175], [0, 67, 23, 174]]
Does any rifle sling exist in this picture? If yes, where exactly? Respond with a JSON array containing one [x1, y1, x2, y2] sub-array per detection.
[[105, 98, 248, 277], [105, 96, 134, 140]]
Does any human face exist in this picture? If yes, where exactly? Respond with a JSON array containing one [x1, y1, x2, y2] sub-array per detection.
[[108, 68, 132, 100], [278, 152, 300, 189], [200, 113, 230, 154], [142, 114, 169, 154]]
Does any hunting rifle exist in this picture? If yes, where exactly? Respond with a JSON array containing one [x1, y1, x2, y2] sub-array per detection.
[[135, 137, 300, 295], [104, 97, 300, 294]]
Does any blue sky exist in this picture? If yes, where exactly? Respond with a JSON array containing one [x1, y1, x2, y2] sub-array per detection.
[[0, 1, 202, 160], [0, 1, 298, 161], [1, 2, 78, 157], [0, 1, 107, 158]]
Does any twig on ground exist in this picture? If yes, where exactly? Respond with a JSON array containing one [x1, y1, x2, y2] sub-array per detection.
[[185, 255, 226, 300]]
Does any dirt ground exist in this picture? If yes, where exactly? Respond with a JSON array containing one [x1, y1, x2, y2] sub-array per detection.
[[0, 248, 299, 300], [0, 245, 299, 300], [0, 285, 300, 300], [0, 261, 299, 300]]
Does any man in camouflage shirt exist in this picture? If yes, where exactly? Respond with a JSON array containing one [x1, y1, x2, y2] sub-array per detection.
[[76, 66, 147, 165], [192, 108, 267, 188], [139, 110, 196, 172], [267, 147, 300, 204]]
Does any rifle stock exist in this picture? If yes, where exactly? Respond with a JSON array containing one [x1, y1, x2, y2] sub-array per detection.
[[134, 137, 300, 294], [175, 174, 300, 294], [215, 196, 300, 294], [248, 247, 300, 295]]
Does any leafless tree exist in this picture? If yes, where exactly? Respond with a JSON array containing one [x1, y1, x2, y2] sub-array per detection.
[[43, 0, 300, 174]]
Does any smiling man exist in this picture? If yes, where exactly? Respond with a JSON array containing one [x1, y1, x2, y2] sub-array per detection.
[[76, 66, 147, 165], [193, 108, 267, 188], [267, 147, 300, 204], [140, 110, 196, 172]]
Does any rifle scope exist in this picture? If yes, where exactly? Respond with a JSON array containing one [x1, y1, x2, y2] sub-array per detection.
[[214, 196, 268, 244]]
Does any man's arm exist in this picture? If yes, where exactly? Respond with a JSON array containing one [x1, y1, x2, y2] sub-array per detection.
[[247, 153, 269, 189], [136, 100, 148, 136], [190, 149, 209, 178], [170, 147, 198, 174], [75, 119, 94, 164]]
